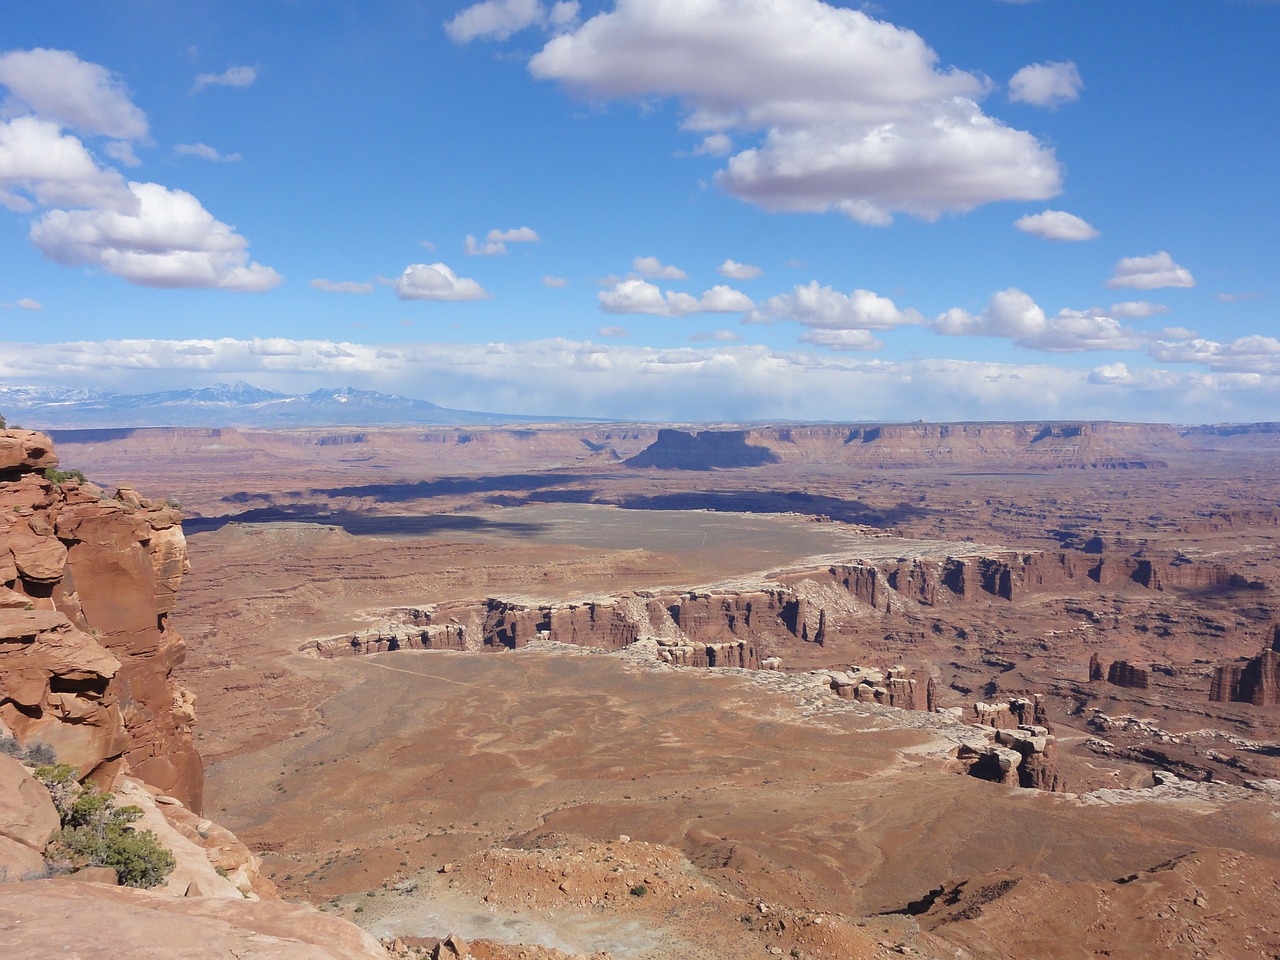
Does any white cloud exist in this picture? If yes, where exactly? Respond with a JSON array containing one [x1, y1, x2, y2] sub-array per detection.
[[191, 65, 257, 94], [175, 142, 242, 163], [1088, 362, 1131, 385], [529, 0, 1062, 223], [1109, 300, 1168, 319], [1149, 334, 1280, 374], [1217, 291, 1263, 304], [1107, 251, 1195, 290], [0, 115, 134, 212], [754, 282, 921, 330], [1014, 209, 1098, 241], [2, 298, 42, 310], [932, 290, 1154, 353], [103, 140, 142, 168], [446, 0, 554, 42], [598, 325, 628, 337], [632, 255, 687, 280], [1008, 61, 1082, 108], [798, 328, 882, 351], [395, 262, 489, 301], [30, 180, 282, 291], [598, 278, 752, 315], [488, 225, 540, 243], [1021, 310, 1148, 353], [310, 278, 374, 294], [465, 233, 506, 256], [693, 133, 733, 156], [0, 48, 148, 140], [468, 225, 540, 255], [718, 258, 762, 280], [5, 336, 1275, 423], [542, 274, 569, 288]]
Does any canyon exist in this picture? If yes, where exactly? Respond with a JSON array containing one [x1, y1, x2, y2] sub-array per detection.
[[4, 420, 1280, 959]]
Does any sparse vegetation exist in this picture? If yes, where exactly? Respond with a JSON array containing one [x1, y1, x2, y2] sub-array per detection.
[[42, 467, 87, 487], [0, 737, 57, 765], [35, 764, 176, 888], [630, 883, 648, 897]]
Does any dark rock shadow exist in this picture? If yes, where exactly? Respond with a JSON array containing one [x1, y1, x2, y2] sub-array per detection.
[[614, 490, 928, 527], [185, 507, 543, 538]]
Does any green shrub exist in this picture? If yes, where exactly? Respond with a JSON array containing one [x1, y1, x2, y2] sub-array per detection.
[[43, 467, 87, 487], [34, 766, 176, 889]]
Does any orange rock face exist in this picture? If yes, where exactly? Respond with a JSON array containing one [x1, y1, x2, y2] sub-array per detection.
[[0, 430, 201, 809]]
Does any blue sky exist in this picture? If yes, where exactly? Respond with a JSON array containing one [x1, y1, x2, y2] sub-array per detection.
[[1, 0, 1278, 422]]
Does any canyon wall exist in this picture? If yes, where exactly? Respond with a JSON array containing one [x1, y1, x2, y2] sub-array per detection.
[[1210, 626, 1280, 706], [0, 430, 202, 809], [307, 546, 1247, 671]]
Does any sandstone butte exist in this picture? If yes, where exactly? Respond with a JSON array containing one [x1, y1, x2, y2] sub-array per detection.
[[0, 429, 389, 960]]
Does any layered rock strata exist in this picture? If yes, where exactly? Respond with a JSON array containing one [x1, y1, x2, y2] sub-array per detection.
[[0, 430, 201, 808], [1210, 626, 1280, 706]]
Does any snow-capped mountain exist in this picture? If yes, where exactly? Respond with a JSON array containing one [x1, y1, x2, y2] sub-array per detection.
[[0, 383, 557, 428]]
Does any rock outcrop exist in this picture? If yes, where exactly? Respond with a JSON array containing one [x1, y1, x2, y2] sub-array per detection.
[[958, 696, 1062, 790], [827, 664, 924, 709], [1210, 626, 1280, 706], [0, 429, 201, 809], [1107, 660, 1150, 690], [625, 428, 780, 469]]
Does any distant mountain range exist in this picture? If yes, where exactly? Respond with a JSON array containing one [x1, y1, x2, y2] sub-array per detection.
[[0, 383, 566, 428]]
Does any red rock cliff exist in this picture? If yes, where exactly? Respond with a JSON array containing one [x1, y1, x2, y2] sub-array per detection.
[[0, 430, 202, 810]]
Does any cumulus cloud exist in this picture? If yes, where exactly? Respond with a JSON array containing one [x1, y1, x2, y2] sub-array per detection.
[[1014, 209, 1099, 241], [395, 262, 489, 301], [0, 115, 133, 212], [0, 51, 279, 292], [191, 65, 257, 94], [598, 278, 752, 315], [0, 48, 148, 140], [598, 324, 628, 337], [1088, 362, 1131, 385], [932, 288, 1046, 339], [1008, 61, 1082, 108], [1107, 251, 1195, 290], [2, 297, 42, 310], [446, 0, 580, 42], [30, 181, 282, 291], [528, 0, 1062, 223], [542, 274, 569, 288], [465, 225, 540, 255], [1149, 334, 1280, 374], [693, 133, 733, 156], [489, 225, 540, 243], [931, 289, 1154, 353], [753, 282, 921, 331], [632, 256, 687, 280], [311, 278, 374, 294], [4, 335, 1273, 423], [1109, 300, 1168, 319], [718, 258, 762, 280], [175, 142, 242, 163], [465, 234, 505, 256]]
